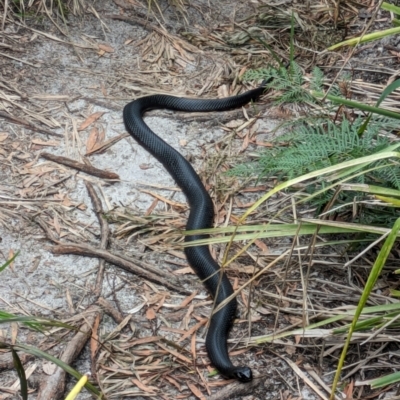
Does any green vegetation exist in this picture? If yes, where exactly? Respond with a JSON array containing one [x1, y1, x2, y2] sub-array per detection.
[[229, 61, 400, 228]]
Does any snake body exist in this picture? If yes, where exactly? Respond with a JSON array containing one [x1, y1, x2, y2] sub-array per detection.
[[123, 83, 266, 382]]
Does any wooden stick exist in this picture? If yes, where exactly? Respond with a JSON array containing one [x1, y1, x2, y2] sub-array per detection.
[[51, 243, 191, 295], [40, 152, 120, 181], [85, 182, 109, 297], [37, 306, 101, 400], [97, 297, 124, 323], [0, 111, 63, 137]]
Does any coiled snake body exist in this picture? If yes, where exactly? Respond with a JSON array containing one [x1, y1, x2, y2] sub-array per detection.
[[123, 83, 266, 383]]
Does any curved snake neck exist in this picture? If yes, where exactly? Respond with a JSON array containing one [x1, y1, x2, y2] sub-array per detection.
[[123, 83, 266, 383]]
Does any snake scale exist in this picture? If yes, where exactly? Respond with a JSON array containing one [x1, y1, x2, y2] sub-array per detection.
[[123, 81, 267, 382]]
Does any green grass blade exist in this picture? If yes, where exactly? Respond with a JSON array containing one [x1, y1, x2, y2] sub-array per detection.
[[369, 371, 400, 388], [240, 151, 400, 222], [329, 218, 400, 399], [0, 312, 74, 332], [11, 348, 28, 400], [312, 91, 400, 119], [358, 79, 400, 135], [14, 344, 102, 397], [339, 183, 400, 197], [375, 195, 400, 206], [181, 221, 396, 247], [327, 26, 400, 50], [381, 2, 400, 16], [376, 79, 400, 107], [0, 251, 19, 273], [254, 302, 400, 344]]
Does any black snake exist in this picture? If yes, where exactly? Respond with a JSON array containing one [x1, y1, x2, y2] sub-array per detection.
[[123, 81, 267, 382]]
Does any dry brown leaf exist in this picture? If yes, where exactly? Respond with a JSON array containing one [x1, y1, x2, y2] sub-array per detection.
[[156, 342, 192, 364], [191, 333, 196, 360], [389, 50, 400, 60], [100, 82, 107, 97], [173, 267, 194, 275], [238, 66, 248, 79], [15, 152, 31, 160], [31, 139, 60, 147], [230, 265, 257, 274], [85, 132, 129, 155], [240, 132, 250, 152], [254, 239, 269, 253], [0, 132, 8, 142], [207, 379, 235, 387], [178, 319, 207, 343], [66, 288, 74, 312], [146, 307, 156, 320], [233, 277, 239, 291], [62, 197, 72, 207], [285, 344, 296, 355], [11, 322, 18, 345], [86, 127, 105, 153], [241, 290, 248, 308], [225, 119, 245, 128], [176, 291, 197, 309], [22, 175, 39, 188], [344, 380, 355, 399], [54, 215, 61, 235], [153, 294, 166, 312], [98, 44, 115, 53], [230, 348, 250, 356], [217, 84, 229, 98], [139, 163, 152, 170], [140, 189, 186, 209], [78, 112, 105, 131], [131, 378, 157, 393], [7, 249, 15, 271], [255, 141, 273, 147], [164, 375, 182, 391], [256, 306, 272, 315], [131, 336, 163, 346], [187, 382, 205, 399], [91, 313, 101, 360]]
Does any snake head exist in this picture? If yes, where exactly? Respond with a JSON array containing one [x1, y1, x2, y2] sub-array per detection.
[[233, 366, 253, 383]]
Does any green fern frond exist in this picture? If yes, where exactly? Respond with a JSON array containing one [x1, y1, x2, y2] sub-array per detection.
[[236, 62, 400, 227], [310, 67, 324, 91]]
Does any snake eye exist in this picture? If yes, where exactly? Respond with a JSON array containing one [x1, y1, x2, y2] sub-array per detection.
[[234, 367, 253, 383]]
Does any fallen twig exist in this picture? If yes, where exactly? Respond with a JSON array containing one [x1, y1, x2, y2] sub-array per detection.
[[40, 152, 120, 181], [35, 217, 60, 244], [85, 182, 109, 297], [37, 305, 101, 400], [97, 297, 124, 324], [0, 111, 63, 137], [51, 243, 191, 295]]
